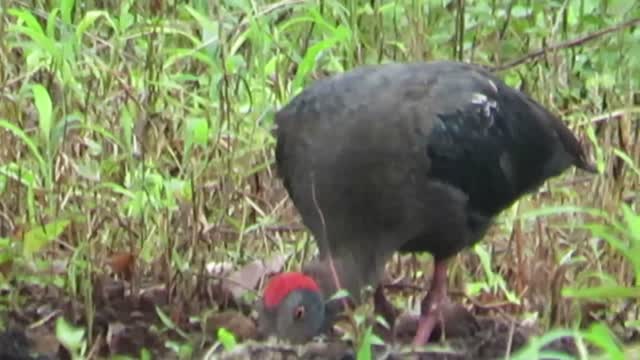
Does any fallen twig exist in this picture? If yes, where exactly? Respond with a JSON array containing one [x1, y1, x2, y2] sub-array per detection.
[[589, 107, 640, 124], [492, 18, 640, 72]]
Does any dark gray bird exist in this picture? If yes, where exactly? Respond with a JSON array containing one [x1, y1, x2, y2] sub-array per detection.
[[269, 60, 597, 345]]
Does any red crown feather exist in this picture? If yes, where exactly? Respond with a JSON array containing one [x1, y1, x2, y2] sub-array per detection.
[[263, 272, 320, 309]]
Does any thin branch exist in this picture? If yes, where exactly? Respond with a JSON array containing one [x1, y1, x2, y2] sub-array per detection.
[[492, 17, 640, 72], [498, 0, 517, 40], [589, 107, 640, 124]]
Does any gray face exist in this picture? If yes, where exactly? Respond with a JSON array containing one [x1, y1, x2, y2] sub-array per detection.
[[275, 289, 326, 344]]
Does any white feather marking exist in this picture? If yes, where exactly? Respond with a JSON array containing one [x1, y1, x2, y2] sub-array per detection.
[[470, 93, 499, 130], [471, 92, 488, 105], [488, 79, 498, 92]]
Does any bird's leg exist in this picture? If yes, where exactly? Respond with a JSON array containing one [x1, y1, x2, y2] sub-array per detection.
[[412, 260, 449, 346], [373, 285, 398, 328]]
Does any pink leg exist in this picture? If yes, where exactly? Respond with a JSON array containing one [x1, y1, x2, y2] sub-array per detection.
[[412, 260, 449, 346]]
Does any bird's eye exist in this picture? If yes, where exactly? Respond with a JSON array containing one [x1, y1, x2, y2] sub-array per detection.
[[293, 305, 305, 320]]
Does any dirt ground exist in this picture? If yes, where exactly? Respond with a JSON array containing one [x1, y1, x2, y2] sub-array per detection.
[[1, 277, 585, 360], [217, 313, 580, 360]]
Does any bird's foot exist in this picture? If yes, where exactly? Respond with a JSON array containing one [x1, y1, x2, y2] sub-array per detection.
[[411, 306, 442, 346], [412, 260, 449, 346], [395, 302, 477, 344]]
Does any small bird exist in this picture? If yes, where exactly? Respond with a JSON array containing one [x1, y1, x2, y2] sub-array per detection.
[[263, 60, 597, 345]]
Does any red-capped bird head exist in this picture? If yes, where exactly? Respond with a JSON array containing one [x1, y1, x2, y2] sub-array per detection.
[[258, 272, 327, 343]]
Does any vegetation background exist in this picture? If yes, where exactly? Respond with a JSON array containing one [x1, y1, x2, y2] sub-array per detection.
[[0, 0, 639, 359]]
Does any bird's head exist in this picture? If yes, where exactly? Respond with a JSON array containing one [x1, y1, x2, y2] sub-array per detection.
[[258, 272, 327, 343]]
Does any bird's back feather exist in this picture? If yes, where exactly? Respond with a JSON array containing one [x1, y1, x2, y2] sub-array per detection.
[[275, 61, 594, 295]]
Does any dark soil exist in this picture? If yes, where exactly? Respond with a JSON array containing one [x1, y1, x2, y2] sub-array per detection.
[[1, 278, 583, 360], [217, 316, 579, 360]]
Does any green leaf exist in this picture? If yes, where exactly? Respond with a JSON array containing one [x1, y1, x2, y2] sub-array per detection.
[[585, 223, 627, 254], [118, 3, 135, 31], [51, 115, 81, 152], [46, 9, 60, 40], [0, 120, 45, 177], [110, 356, 136, 360], [8, 9, 45, 36], [328, 288, 350, 301], [562, 285, 640, 299], [217, 327, 237, 351], [140, 348, 152, 360], [120, 104, 135, 154], [178, 343, 193, 359], [9, 9, 59, 57], [76, 11, 115, 42], [292, 25, 351, 92], [0, 236, 14, 267], [32, 84, 53, 145], [585, 125, 606, 173], [511, 5, 532, 18], [613, 148, 640, 178], [465, 281, 489, 296], [185, 117, 209, 147], [356, 326, 373, 360], [60, 0, 76, 24], [155, 306, 189, 339], [23, 219, 70, 256], [510, 329, 577, 360], [607, 0, 636, 16], [504, 71, 522, 88], [184, 4, 220, 58], [582, 323, 624, 360], [165, 340, 194, 359], [55, 316, 85, 351], [0, 163, 38, 188], [621, 204, 640, 243]]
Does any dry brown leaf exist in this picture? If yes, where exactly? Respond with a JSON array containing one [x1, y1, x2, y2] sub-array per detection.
[[393, 303, 479, 344], [106, 321, 160, 356], [170, 301, 188, 328], [205, 310, 257, 341], [93, 275, 125, 304], [27, 327, 60, 357], [0, 259, 13, 277], [106, 252, 136, 281], [222, 254, 289, 301], [139, 284, 168, 308]]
